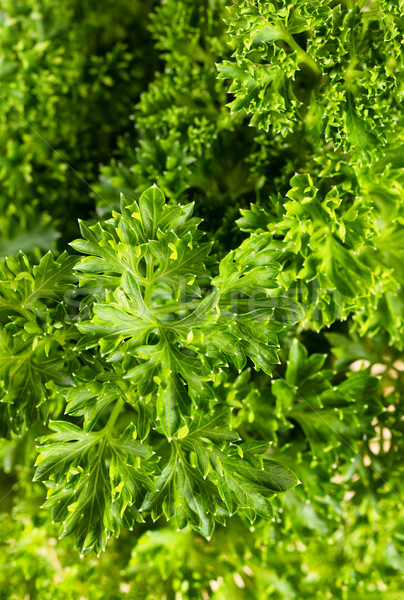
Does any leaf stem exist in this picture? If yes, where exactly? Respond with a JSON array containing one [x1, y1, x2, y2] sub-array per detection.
[[104, 397, 125, 434], [281, 30, 322, 78], [153, 299, 202, 315], [243, 0, 321, 78], [144, 256, 154, 307]]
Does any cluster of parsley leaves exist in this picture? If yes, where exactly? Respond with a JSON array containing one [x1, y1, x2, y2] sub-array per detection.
[[1, 1, 404, 598]]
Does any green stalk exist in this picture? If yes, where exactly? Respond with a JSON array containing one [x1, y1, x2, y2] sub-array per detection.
[[144, 255, 154, 307], [104, 397, 125, 435], [281, 28, 322, 78], [153, 299, 201, 315]]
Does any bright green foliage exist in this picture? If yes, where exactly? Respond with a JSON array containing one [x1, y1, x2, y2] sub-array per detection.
[[218, 0, 403, 151], [0, 252, 77, 436], [0, 0, 156, 244], [238, 173, 375, 328], [35, 421, 155, 555], [95, 0, 261, 238], [1, 0, 404, 596], [71, 186, 301, 433], [0, 512, 129, 599], [271, 339, 382, 460], [121, 501, 404, 599], [237, 164, 404, 345], [227, 336, 387, 504], [29, 186, 300, 554]]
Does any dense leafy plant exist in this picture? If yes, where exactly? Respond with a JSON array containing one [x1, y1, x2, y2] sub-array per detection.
[[1, 0, 404, 597], [218, 0, 403, 146], [0, 0, 157, 248], [1, 185, 301, 554]]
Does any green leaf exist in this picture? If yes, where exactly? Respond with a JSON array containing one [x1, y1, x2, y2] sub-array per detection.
[[65, 383, 120, 430], [156, 374, 185, 439], [139, 184, 166, 239], [35, 420, 155, 555], [0, 252, 78, 436], [346, 94, 379, 154]]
